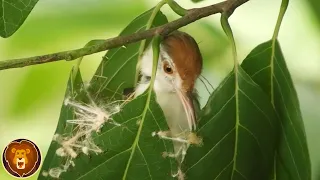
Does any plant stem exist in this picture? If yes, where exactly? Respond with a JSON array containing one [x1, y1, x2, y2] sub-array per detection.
[[220, 13, 239, 180], [150, 35, 161, 87], [0, 0, 249, 71], [72, 40, 106, 83], [220, 13, 237, 66], [270, 0, 289, 106], [135, 0, 187, 85], [270, 0, 289, 179], [135, 0, 168, 86], [272, 0, 289, 40], [167, 0, 187, 16]]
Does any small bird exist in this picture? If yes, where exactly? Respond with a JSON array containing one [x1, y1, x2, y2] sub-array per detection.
[[135, 31, 202, 157]]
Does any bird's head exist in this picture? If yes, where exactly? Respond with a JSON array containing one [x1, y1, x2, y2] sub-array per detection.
[[139, 31, 203, 130]]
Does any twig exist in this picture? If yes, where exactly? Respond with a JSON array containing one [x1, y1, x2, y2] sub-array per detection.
[[0, 0, 248, 71]]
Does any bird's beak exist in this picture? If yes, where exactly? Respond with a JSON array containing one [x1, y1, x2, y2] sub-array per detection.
[[175, 88, 197, 131]]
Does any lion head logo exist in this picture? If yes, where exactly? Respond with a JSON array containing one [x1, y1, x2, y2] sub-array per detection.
[[2, 139, 41, 178]]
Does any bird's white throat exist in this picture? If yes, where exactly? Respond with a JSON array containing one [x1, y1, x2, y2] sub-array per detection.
[[134, 46, 191, 151]]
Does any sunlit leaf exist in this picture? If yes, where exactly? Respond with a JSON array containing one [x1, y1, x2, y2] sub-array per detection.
[[241, 40, 311, 179], [0, 0, 39, 37], [184, 65, 279, 179]]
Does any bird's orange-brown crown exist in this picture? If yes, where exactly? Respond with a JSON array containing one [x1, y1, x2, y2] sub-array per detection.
[[161, 31, 203, 91]]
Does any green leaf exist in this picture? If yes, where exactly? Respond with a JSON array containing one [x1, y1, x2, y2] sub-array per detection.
[[89, 8, 168, 101], [84, 92, 175, 180], [0, 0, 38, 38], [39, 67, 86, 179], [241, 40, 311, 179], [39, 8, 175, 180], [40, 89, 176, 179], [184, 65, 279, 179]]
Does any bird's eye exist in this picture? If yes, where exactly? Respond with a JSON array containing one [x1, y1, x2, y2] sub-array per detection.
[[163, 61, 173, 74]]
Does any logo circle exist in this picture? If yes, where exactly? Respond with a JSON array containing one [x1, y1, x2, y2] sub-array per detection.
[[2, 139, 41, 178]]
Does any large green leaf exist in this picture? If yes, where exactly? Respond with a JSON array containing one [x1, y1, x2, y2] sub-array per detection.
[[39, 8, 175, 180], [241, 40, 311, 179], [80, 9, 175, 179], [39, 88, 176, 179], [38, 67, 87, 179], [78, 92, 175, 180], [0, 0, 38, 37], [184, 65, 279, 179]]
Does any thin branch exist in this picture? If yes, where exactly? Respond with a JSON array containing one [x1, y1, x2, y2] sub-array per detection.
[[0, 0, 249, 71]]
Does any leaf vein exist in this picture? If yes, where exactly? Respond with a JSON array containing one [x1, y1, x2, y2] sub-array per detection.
[[76, 148, 131, 180], [273, 75, 308, 164], [137, 145, 153, 180], [100, 52, 138, 93], [186, 128, 235, 172], [278, 119, 302, 180], [251, 65, 271, 78], [94, 115, 140, 140], [239, 89, 274, 129], [235, 169, 248, 180], [148, 108, 174, 171], [239, 124, 268, 163], [245, 46, 272, 61], [213, 160, 233, 180], [274, 57, 301, 119], [198, 94, 235, 131]]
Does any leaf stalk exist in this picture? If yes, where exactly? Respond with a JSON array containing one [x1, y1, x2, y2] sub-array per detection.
[[220, 13, 237, 67], [167, 0, 187, 16], [220, 13, 239, 180]]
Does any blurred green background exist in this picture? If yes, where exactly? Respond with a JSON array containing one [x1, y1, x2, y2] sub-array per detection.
[[0, 0, 319, 179]]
